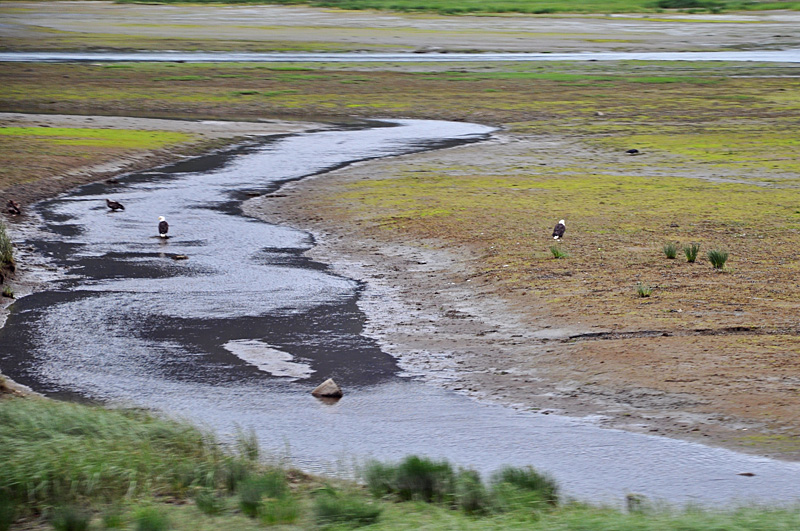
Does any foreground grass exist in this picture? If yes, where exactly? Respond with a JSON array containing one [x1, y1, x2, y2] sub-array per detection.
[[2, 397, 799, 530]]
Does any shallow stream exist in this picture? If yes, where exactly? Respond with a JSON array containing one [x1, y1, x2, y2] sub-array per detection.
[[1, 119, 799, 507]]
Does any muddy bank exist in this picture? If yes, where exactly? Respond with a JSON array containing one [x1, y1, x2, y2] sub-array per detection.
[[0, 113, 323, 394], [246, 132, 800, 462]]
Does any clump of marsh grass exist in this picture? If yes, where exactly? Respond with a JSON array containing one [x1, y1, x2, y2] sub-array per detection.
[[50, 505, 91, 531], [193, 488, 225, 516], [490, 466, 560, 507], [238, 470, 289, 518], [313, 487, 382, 527], [133, 506, 169, 531], [636, 283, 653, 298], [707, 249, 729, 269], [0, 397, 226, 512], [364, 456, 455, 504], [1, 286, 11, 299], [455, 468, 489, 515], [549, 245, 569, 259], [662, 242, 678, 259], [683, 243, 700, 263]]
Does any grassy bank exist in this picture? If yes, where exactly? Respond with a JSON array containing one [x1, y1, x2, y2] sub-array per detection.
[[2, 396, 799, 530]]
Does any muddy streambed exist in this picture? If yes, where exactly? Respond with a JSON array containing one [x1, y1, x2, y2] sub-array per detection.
[[1, 119, 799, 507]]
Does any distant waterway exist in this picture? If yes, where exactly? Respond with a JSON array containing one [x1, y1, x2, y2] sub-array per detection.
[[1, 119, 800, 508], [1, 50, 799, 63]]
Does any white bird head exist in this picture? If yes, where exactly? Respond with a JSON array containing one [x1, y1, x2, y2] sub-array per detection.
[[158, 216, 166, 222], [558, 219, 565, 225]]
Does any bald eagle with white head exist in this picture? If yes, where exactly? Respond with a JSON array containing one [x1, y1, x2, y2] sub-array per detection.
[[158, 216, 169, 238], [552, 219, 566, 240]]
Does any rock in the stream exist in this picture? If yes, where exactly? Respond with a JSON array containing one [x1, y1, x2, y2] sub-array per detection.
[[312, 378, 343, 398]]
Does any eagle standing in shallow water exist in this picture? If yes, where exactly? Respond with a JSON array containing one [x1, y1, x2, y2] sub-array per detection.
[[552, 219, 566, 240], [106, 199, 124, 211], [158, 216, 169, 238]]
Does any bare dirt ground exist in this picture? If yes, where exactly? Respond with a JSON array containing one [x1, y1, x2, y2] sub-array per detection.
[[2, 3, 800, 460]]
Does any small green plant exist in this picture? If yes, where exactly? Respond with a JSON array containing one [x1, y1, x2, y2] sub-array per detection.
[[260, 496, 300, 526], [490, 466, 560, 507], [193, 488, 224, 516], [636, 283, 653, 297], [662, 242, 678, 259], [133, 506, 169, 531], [455, 468, 489, 515], [549, 245, 569, 259], [238, 470, 288, 518], [707, 249, 729, 269], [393, 456, 455, 503], [683, 243, 700, 263], [101, 505, 126, 528], [313, 487, 382, 527], [1, 286, 11, 299], [50, 505, 91, 531]]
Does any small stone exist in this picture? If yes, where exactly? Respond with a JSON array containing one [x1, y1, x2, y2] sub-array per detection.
[[312, 378, 343, 398]]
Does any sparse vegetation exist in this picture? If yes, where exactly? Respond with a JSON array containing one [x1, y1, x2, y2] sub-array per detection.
[[662, 242, 678, 259], [549, 245, 569, 259], [50, 505, 91, 531], [636, 282, 653, 297], [1, 286, 11, 299], [313, 487, 382, 527], [708, 249, 729, 269], [684, 242, 700, 263]]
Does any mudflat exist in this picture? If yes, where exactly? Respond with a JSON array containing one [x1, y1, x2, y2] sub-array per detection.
[[2, 2, 800, 460]]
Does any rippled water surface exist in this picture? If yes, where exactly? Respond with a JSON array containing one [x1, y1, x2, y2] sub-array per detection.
[[2, 120, 799, 507]]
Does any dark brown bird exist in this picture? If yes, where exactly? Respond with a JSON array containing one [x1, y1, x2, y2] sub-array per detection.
[[106, 198, 125, 211], [552, 219, 566, 240], [158, 216, 169, 238], [6, 200, 21, 216]]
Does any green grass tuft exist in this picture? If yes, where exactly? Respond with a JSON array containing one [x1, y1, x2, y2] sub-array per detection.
[[313, 487, 382, 527], [237, 470, 289, 518], [50, 505, 91, 531], [707, 248, 729, 269], [549, 245, 569, 259], [636, 283, 653, 297], [490, 466, 560, 507], [684, 243, 700, 263], [133, 506, 169, 531], [662, 242, 678, 259]]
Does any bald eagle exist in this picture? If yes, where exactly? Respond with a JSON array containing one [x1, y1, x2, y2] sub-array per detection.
[[158, 216, 169, 238], [552, 220, 566, 240], [106, 199, 124, 211]]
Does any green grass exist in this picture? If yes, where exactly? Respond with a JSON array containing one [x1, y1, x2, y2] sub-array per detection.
[[707, 248, 729, 269], [2, 398, 800, 529], [684, 242, 700, 262], [0, 222, 12, 267], [550, 245, 569, 259], [636, 282, 653, 297], [114, 0, 800, 14], [0, 127, 195, 150], [662, 242, 678, 259]]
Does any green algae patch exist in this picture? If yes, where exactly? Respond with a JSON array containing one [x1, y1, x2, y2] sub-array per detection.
[[0, 127, 195, 150]]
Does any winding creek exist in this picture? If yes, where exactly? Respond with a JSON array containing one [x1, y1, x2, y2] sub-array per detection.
[[2, 119, 800, 507]]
